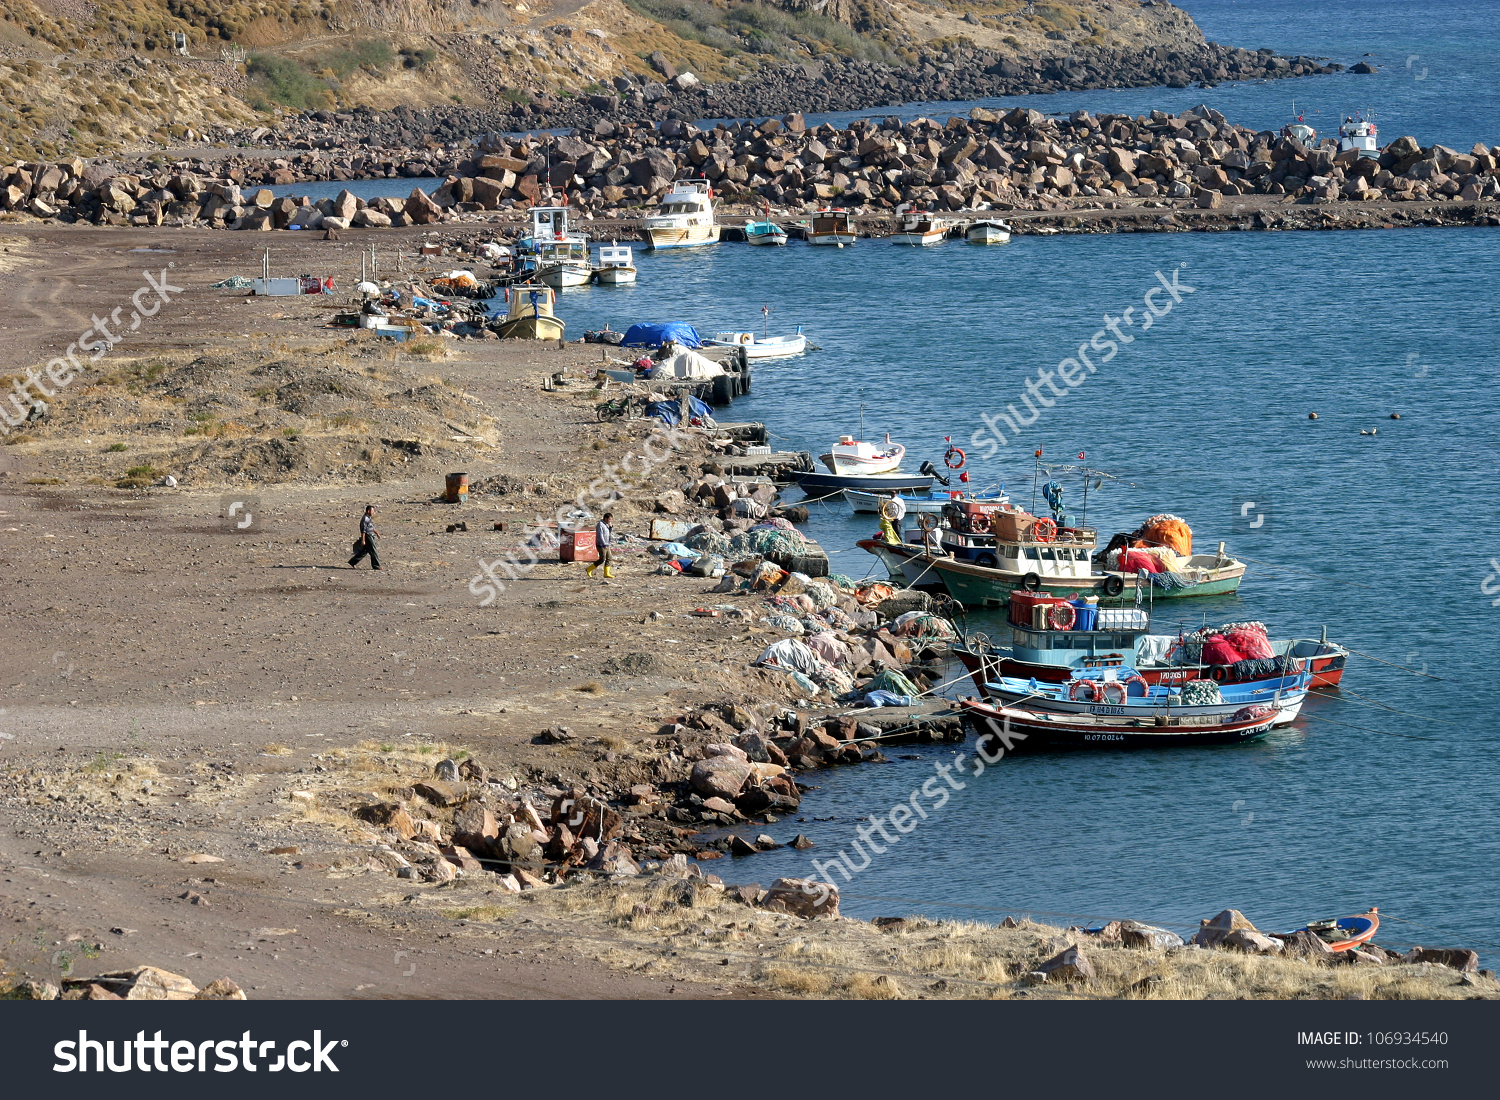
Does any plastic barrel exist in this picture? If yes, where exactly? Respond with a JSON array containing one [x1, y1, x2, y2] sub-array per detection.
[[1074, 603, 1098, 631]]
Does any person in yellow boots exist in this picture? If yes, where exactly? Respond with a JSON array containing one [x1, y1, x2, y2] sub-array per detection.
[[585, 511, 614, 580]]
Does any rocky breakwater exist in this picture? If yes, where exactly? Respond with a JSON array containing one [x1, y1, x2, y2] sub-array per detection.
[[6, 109, 1499, 230], [267, 42, 1337, 146]]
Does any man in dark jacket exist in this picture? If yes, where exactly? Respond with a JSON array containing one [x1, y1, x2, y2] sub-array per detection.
[[349, 505, 382, 570]]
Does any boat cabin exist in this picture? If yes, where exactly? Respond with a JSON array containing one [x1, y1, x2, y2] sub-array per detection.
[[528, 206, 574, 243], [812, 210, 852, 234], [646, 180, 714, 227], [1338, 110, 1379, 157], [598, 244, 634, 268]]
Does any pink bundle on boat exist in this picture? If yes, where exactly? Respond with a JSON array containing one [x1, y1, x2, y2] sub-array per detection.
[[1221, 621, 1274, 660]]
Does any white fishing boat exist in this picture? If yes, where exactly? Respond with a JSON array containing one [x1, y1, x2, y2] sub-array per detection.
[[808, 208, 856, 247], [643, 179, 720, 250], [593, 243, 637, 285], [966, 219, 1011, 244], [744, 220, 788, 246], [534, 239, 592, 288], [890, 213, 946, 246], [820, 433, 906, 475], [1338, 109, 1379, 158], [703, 327, 806, 359], [519, 205, 586, 253]]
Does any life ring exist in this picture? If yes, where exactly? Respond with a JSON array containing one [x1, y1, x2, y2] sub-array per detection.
[[1068, 679, 1098, 702], [1100, 681, 1127, 704], [879, 498, 903, 520], [944, 446, 966, 470], [1101, 575, 1125, 597], [1032, 517, 1058, 543], [739, 333, 752, 345], [1123, 674, 1149, 697], [1208, 665, 1231, 683], [1047, 602, 1076, 630], [919, 512, 940, 532]]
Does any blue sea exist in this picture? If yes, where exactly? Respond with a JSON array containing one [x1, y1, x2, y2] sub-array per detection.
[[545, 0, 1500, 955]]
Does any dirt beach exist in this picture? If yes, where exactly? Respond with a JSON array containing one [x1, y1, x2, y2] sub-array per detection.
[[0, 225, 1491, 1001]]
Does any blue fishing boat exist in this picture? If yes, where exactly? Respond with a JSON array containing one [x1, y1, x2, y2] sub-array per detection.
[[744, 220, 788, 246]]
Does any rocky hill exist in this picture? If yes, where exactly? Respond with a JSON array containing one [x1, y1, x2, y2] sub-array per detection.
[[0, 0, 1335, 159]]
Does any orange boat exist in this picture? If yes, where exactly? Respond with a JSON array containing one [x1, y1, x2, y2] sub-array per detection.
[[1282, 907, 1380, 952]]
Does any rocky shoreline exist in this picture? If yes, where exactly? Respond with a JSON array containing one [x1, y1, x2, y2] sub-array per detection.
[[10, 104, 1498, 236]]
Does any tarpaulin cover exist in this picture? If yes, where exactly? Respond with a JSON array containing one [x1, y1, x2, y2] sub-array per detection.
[[649, 349, 725, 379], [622, 322, 703, 348]]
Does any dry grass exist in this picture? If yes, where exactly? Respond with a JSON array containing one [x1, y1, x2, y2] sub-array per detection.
[[528, 877, 1497, 1001], [403, 337, 451, 361]]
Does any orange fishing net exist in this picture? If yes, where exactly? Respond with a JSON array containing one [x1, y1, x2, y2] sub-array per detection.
[[1135, 513, 1193, 556]]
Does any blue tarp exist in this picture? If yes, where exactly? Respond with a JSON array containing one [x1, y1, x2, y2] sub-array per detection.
[[644, 395, 713, 427], [622, 322, 703, 348]]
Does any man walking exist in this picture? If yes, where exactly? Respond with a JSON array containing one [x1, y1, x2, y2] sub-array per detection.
[[349, 504, 382, 570], [585, 511, 614, 580]]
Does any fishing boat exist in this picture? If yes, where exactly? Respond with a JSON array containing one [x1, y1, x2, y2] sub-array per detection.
[[643, 179, 720, 250], [744, 220, 788, 246], [492, 283, 564, 340], [890, 213, 946, 246], [961, 695, 1282, 750], [953, 599, 1350, 691], [703, 328, 806, 359], [1281, 101, 1317, 146], [821, 433, 905, 475], [1338, 109, 1379, 158], [1279, 909, 1380, 952], [593, 243, 637, 285], [518, 205, 586, 254], [1099, 513, 1246, 598], [965, 219, 1011, 244], [980, 663, 1312, 727], [795, 469, 934, 499], [808, 208, 856, 247], [533, 239, 592, 288]]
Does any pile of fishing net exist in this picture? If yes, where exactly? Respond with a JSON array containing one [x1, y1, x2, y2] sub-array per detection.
[[1136, 513, 1193, 555], [888, 610, 959, 641], [754, 637, 850, 694], [683, 528, 731, 556], [1227, 655, 1300, 679], [816, 605, 855, 631], [1180, 621, 1273, 664], [1179, 679, 1224, 706], [765, 593, 815, 616], [826, 574, 858, 591], [806, 631, 853, 669], [762, 612, 805, 634], [803, 579, 840, 611], [853, 581, 898, 608], [727, 522, 809, 559], [862, 668, 923, 698]]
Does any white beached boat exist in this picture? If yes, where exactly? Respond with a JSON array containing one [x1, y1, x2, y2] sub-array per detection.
[[643, 179, 721, 250], [820, 433, 906, 475], [703, 327, 806, 359], [890, 214, 946, 246], [593, 243, 637, 285], [966, 219, 1011, 244], [808, 208, 856, 247]]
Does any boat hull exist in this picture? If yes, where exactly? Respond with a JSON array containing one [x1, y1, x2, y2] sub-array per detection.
[[796, 471, 934, 497], [982, 675, 1307, 727], [891, 232, 945, 246], [966, 227, 1011, 244], [963, 700, 1278, 750], [537, 265, 592, 288], [855, 538, 947, 587], [924, 553, 1136, 604], [644, 225, 721, 250], [705, 335, 807, 359], [495, 316, 565, 340], [808, 233, 856, 246], [746, 231, 788, 247], [594, 266, 637, 285]]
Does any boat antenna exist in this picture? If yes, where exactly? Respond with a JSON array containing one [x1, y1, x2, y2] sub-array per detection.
[[1079, 451, 1089, 528], [1031, 447, 1041, 514], [762, 303, 772, 339], [859, 401, 866, 439]]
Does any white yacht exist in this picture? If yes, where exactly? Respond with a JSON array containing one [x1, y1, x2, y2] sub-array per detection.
[[643, 179, 720, 250], [1338, 109, 1379, 158]]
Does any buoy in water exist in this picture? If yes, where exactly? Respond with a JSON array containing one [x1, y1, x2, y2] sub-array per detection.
[[1390, 413, 1402, 419], [1308, 412, 1319, 420]]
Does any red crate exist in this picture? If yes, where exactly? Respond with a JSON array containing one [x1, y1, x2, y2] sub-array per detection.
[[1009, 589, 1063, 627], [559, 529, 599, 562]]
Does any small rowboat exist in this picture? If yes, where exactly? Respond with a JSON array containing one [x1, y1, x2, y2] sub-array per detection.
[[960, 696, 1281, 750], [1281, 909, 1379, 952], [744, 220, 788, 246]]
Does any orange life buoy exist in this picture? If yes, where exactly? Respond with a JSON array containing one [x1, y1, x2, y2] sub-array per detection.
[[1100, 681, 1127, 704], [944, 446, 966, 469], [1068, 679, 1098, 702], [1033, 517, 1058, 543]]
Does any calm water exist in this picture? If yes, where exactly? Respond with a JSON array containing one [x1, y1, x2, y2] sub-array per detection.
[[556, 221, 1500, 951]]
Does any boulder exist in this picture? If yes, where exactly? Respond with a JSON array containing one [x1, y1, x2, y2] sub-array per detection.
[[1192, 908, 1258, 948], [1120, 921, 1185, 950], [352, 208, 392, 228], [451, 803, 498, 849], [1037, 946, 1096, 982], [691, 755, 754, 798], [404, 187, 444, 224], [73, 966, 199, 1000], [195, 978, 247, 1000], [585, 839, 641, 876], [413, 780, 463, 806], [1223, 928, 1283, 954], [761, 876, 840, 918], [1279, 929, 1335, 960], [355, 801, 415, 840], [1405, 946, 1479, 972]]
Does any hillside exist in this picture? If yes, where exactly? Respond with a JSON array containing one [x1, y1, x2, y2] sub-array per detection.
[[0, 0, 1324, 158]]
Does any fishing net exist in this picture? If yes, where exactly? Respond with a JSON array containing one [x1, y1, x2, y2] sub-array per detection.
[[804, 580, 839, 610], [1229, 655, 1299, 679], [1179, 679, 1224, 706], [764, 594, 815, 616], [826, 574, 858, 591], [763, 613, 805, 634], [863, 668, 923, 698], [889, 610, 959, 640], [853, 581, 898, 608], [806, 631, 852, 668], [728, 525, 809, 559], [1221, 621, 1274, 660], [1137, 513, 1193, 555], [684, 528, 731, 556], [816, 605, 855, 631]]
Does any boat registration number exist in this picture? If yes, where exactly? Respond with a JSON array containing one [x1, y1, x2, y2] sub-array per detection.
[[1083, 733, 1125, 741], [1087, 706, 1127, 716]]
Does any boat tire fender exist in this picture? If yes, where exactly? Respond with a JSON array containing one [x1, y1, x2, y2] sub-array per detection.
[[1101, 575, 1125, 597], [1208, 665, 1231, 683], [1022, 571, 1041, 591]]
